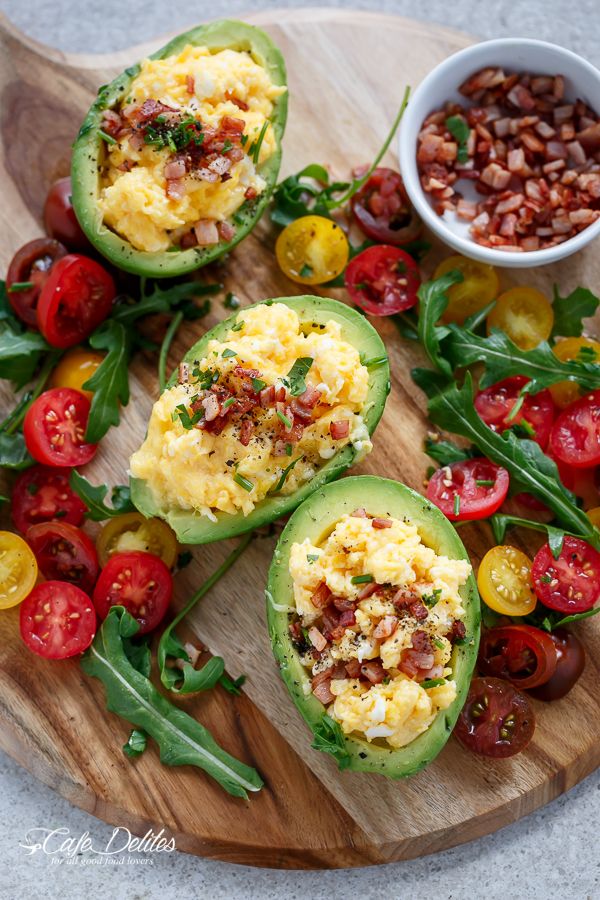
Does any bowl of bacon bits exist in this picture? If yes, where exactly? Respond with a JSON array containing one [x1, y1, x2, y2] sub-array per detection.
[[398, 38, 600, 266]]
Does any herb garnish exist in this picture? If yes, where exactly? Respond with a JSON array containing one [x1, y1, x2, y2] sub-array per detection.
[[445, 115, 470, 163], [233, 471, 254, 492], [351, 574, 373, 585], [285, 357, 313, 396], [69, 471, 135, 521]]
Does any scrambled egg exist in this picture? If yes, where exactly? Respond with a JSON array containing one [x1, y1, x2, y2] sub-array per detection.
[[130, 303, 372, 518], [99, 44, 285, 252], [289, 513, 471, 748]]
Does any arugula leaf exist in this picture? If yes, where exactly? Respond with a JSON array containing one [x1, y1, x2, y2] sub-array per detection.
[[218, 674, 247, 696], [81, 607, 263, 799], [70, 471, 135, 521], [489, 514, 571, 559], [551, 285, 600, 339], [113, 280, 219, 327], [285, 357, 313, 396], [123, 635, 152, 678], [424, 437, 475, 466], [311, 715, 351, 770], [123, 729, 148, 758], [83, 321, 131, 442], [416, 270, 462, 374], [0, 321, 50, 388], [0, 431, 33, 469]]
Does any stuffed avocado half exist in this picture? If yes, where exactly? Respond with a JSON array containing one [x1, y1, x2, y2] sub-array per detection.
[[71, 20, 287, 277], [266, 476, 480, 778], [130, 296, 390, 544]]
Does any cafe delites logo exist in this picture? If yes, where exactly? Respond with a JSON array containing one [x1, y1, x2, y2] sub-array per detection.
[[19, 826, 176, 866]]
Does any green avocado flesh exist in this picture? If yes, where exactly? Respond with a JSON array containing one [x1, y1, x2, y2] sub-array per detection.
[[130, 296, 390, 544], [266, 475, 480, 778], [71, 20, 287, 278]]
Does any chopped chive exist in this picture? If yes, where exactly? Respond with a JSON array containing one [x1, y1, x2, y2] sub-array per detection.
[[230, 321, 244, 332], [351, 574, 373, 585], [285, 443, 293, 456], [433, 637, 445, 650], [271, 456, 303, 493], [222, 348, 237, 359], [221, 139, 233, 154], [363, 356, 388, 369], [98, 129, 117, 145], [307, 553, 319, 564], [276, 410, 292, 429], [233, 472, 254, 492], [453, 494, 461, 516], [249, 120, 268, 164], [422, 589, 442, 607], [421, 678, 446, 689], [251, 377, 266, 392], [476, 479, 495, 487], [8, 281, 35, 292], [222, 397, 237, 409]]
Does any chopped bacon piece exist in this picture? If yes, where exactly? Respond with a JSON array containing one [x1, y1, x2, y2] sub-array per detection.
[[217, 220, 236, 242], [351, 507, 367, 518], [244, 186, 258, 200], [186, 75, 195, 95], [372, 517, 392, 529], [330, 420, 350, 440], [332, 596, 355, 612], [338, 609, 356, 629], [297, 385, 322, 409], [345, 659, 362, 679], [166, 179, 186, 200], [225, 90, 249, 111], [308, 626, 327, 652], [410, 601, 429, 621], [373, 615, 398, 640], [357, 582, 379, 601], [259, 385, 276, 408], [361, 660, 386, 684], [201, 393, 220, 422], [449, 620, 467, 643], [220, 115, 245, 134], [310, 582, 332, 610], [164, 157, 187, 180], [194, 219, 220, 246], [101, 109, 124, 138], [312, 678, 334, 705], [239, 418, 254, 446]]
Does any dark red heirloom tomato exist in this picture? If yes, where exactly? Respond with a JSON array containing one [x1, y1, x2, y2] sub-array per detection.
[[43, 177, 89, 250], [474, 376, 555, 449], [531, 536, 600, 614], [344, 245, 420, 315], [549, 390, 600, 469], [20, 581, 96, 659], [93, 551, 173, 635], [26, 522, 99, 594], [37, 254, 116, 348], [23, 388, 97, 467], [529, 628, 585, 701], [11, 465, 87, 533], [426, 458, 510, 521], [5, 238, 67, 327], [454, 676, 535, 758], [351, 168, 421, 245], [478, 625, 558, 690]]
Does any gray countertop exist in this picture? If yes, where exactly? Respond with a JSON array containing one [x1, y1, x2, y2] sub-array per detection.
[[1, 1, 599, 897]]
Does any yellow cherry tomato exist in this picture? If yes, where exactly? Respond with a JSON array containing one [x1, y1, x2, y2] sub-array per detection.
[[433, 255, 499, 325], [50, 348, 105, 400], [477, 545, 537, 616], [275, 215, 349, 285], [487, 286, 553, 350], [549, 337, 600, 409], [96, 513, 178, 568], [588, 507, 600, 529], [0, 531, 38, 609]]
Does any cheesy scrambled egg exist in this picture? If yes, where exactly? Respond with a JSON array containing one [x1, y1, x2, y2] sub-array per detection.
[[130, 303, 372, 518], [289, 513, 471, 748], [99, 44, 285, 252]]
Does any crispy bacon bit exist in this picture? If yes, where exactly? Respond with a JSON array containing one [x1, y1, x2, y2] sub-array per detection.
[[338, 609, 356, 629], [351, 507, 368, 518], [166, 179, 186, 200], [357, 582, 379, 601], [449, 620, 467, 643], [297, 385, 322, 409], [312, 678, 334, 705], [373, 615, 398, 640], [345, 659, 362, 678], [259, 385, 276, 408], [220, 115, 245, 134], [330, 420, 350, 440], [201, 393, 221, 422], [194, 219, 220, 246], [164, 157, 187, 180], [311, 581, 332, 610], [239, 418, 254, 446], [225, 90, 249, 111], [372, 517, 392, 529], [332, 595, 355, 612], [361, 660, 386, 684], [410, 601, 429, 621], [244, 186, 258, 200], [217, 220, 236, 242], [308, 626, 328, 652], [101, 109, 124, 138], [186, 74, 195, 95]]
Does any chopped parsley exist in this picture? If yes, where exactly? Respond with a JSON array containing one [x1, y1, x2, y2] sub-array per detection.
[[222, 348, 237, 359], [422, 588, 442, 608], [251, 377, 266, 392], [307, 553, 319, 564], [173, 403, 203, 429], [285, 357, 314, 396], [351, 574, 373, 585], [221, 139, 233, 154]]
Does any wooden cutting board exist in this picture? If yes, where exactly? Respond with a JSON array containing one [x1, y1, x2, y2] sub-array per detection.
[[2, 7, 600, 870]]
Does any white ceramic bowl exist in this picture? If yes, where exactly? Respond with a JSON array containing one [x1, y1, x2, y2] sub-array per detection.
[[398, 38, 600, 268]]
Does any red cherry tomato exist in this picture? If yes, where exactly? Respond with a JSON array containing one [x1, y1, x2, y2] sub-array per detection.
[[344, 245, 420, 315], [92, 551, 172, 635], [529, 629, 585, 701], [5, 238, 67, 327], [549, 390, 600, 469], [478, 625, 558, 690], [23, 388, 97, 468], [26, 522, 99, 594], [36, 254, 115, 349], [474, 376, 555, 449], [20, 581, 96, 659], [454, 676, 535, 758], [11, 465, 87, 533], [43, 177, 89, 250], [351, 168, 421, 245], [549, 451, 599, 508], [426, 458, 510, 521], [531, 536, 600, 614]]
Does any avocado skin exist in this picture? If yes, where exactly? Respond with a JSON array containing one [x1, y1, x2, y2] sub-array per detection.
[[130, 296, 391, 544], [71, 20, 287, 278], [266, 475, 480, 778]]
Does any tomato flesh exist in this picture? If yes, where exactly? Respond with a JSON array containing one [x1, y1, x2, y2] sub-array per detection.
[[426, 458, 509, 521], [454, 676, 535, 758], [478, 625, 558, 690], [49, 348, 104, 401], [531, 536, 600, 614], [43, 177, 89, 250], [36, 254, 115, 349], [477, 545, 536, 616], [434, 255, 499, 325], [0, 531, 38, 609], [6, 238, 67, 327], [487, 286, 553, 350], [11, 465, 87, 533], [275, 215, 349, 285], [96, 512, 178, 568], [92, 550, 172, 635], [23, 388, 97, 468], [528, 629, 585, 701], [474, 376, 555, 449], [344, 245, 420, 315], [20, 581, 96, 659], [549, 390, 600, 469], [351, 168, 421, 245], [26, 522, 99, 594]]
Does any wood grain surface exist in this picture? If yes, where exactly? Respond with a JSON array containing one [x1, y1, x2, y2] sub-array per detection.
[[1, 7, 600, 870]]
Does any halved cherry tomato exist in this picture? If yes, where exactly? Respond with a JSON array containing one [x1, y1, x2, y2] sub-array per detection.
[[532, 536, 600, 613], [20, 581, 96, 659], [474, 376, 555, 449], [0, 531, 38, 610], [454, 676, 535, 758], [26, 522, 99, 594], [550, 338, 600, 409], [11, 465, 87, 533], [487, 286, 553, 350], [49, 348, 105, 401], [549, 390, 600, 469], [478, 625, 558, 690], [36, 254, 115, 349], [529, 628, 585, 701], [351, 168, 421, 245], [96, 513, 178, 568], [426, 458, 509, 521], [434, 255, 499, 325], [477, 545, 537, 616], [92, 551, 172, 635], [43, 177, 89, 250], [6, 238, 67, 327], [344, 245, 420, 315], [549, 450, 599, 508], [23, 388, 97, 468], [275, 215, 349, 285]]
